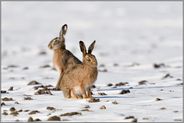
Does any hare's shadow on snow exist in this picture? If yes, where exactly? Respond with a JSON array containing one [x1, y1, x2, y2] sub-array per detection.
[[94, 95, 135, 99], [94, 87, 135, 99], [93, 84, 178, 99]]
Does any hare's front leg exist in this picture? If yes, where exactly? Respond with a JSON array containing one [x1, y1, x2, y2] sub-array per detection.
[[80, 84, 88, 99], [71, 86, 87, 99], [86, 88, 92, 99], [70, 90, 80, 99]]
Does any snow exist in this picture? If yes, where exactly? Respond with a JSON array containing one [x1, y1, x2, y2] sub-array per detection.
[[1, 1, 183, 122]]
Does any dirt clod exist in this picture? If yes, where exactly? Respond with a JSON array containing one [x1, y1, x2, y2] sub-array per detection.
[[27, 80, 41, 85], [24, 97, 33, 100], [2, 97, 13, 101], [125, 116, 135, 119], [1, 90, 7, 94], [1, 102, 6, 106], [98, 69, 108, 72], [24, 110, 30, 112], [138, 80, 148, 85], [35, 118, 42, 121], [18, 109, 23, 112], [153, 63, 165, 68], [10, 111, 19, 116], [15, 101, 20, 104], [100, 105, 106, 110], [112, 101, 118, 104], [29, 110, 40, 115], [28, 117, 34, 122], [173, 110, 179, 113], [131, 118, 138, 122], [99, 64, 105, 67], [84, 105, 90, 108], [107, 83, 113, 86], [47, 115, 61, 121], [34, 85, 54, 91], [8, 86, 14, 91], [81, 105, 91, 112], [91, 85, 96, 88], [119, 89, 130, 94], [47, 106, 56, 111], [115, 82, 128, 86], [23, 67, 29, 70], [34, 85, 44, 90], [113, 63, 119, 67], [160, 107, 166, 110], [162, 73, 173, 79], [98, 92, 107, 95], [88, 98, 100, 103], [7, 65, 19, 68], [142, 117, 149, 120], [10, 107, 16, 112], [176, 78, 181, 81], [124, 116, 137, 122], [40, 65, 51, 68], [156, 98, 162, 101], [81, 109, 90, 112], [39, 51, 47, 55], [60, 112, 81, 116], [3, 111, 8, 115], [34, 88, 53, 95]]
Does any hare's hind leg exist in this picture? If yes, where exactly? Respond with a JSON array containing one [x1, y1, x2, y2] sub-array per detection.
[[86, 87, 92, 99], [70, 89, 78, 99], [71, 86, 86, 99], [80, 85, 88, 99]]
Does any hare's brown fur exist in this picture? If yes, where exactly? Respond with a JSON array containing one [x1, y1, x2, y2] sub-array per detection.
[[59, 41, 98, 99], [48, 24, 82, 89]]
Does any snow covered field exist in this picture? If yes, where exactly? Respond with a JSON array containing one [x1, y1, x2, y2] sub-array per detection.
[[1, 1, 183, 122]]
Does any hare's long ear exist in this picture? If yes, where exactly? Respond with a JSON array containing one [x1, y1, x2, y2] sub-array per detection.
[[59, 24, 68, 38], [79, 41, 87, 56], [88, 40, 96, 54]]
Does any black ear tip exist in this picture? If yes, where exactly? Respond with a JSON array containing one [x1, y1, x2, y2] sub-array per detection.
[[79, 41, 83, 44], [62, 24, 68, 30]]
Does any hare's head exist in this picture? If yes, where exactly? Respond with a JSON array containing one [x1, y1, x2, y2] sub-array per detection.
[[48, 24, 68, 50], [79, 40, 97, 66], [48, 37, 63, 50]]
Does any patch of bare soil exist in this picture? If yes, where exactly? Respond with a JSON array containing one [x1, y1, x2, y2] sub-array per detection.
[[47, 115, 61, 121], [60, 112, 82, 116], [27, 80, 41, 85]]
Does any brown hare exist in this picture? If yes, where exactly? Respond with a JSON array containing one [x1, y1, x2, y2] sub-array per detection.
[[59, 40, 98, 99], [48, 24, 82, 90]]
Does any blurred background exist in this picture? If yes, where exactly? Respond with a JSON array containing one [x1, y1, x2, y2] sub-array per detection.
[[2, 1, 182, 66]]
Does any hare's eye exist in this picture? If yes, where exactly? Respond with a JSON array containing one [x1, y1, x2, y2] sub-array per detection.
[[86, 57, 91, 62], [54, 40, 58, 44]]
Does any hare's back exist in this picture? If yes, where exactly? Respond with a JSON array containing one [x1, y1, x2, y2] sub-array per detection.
[[63, 50, 81, 66]]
